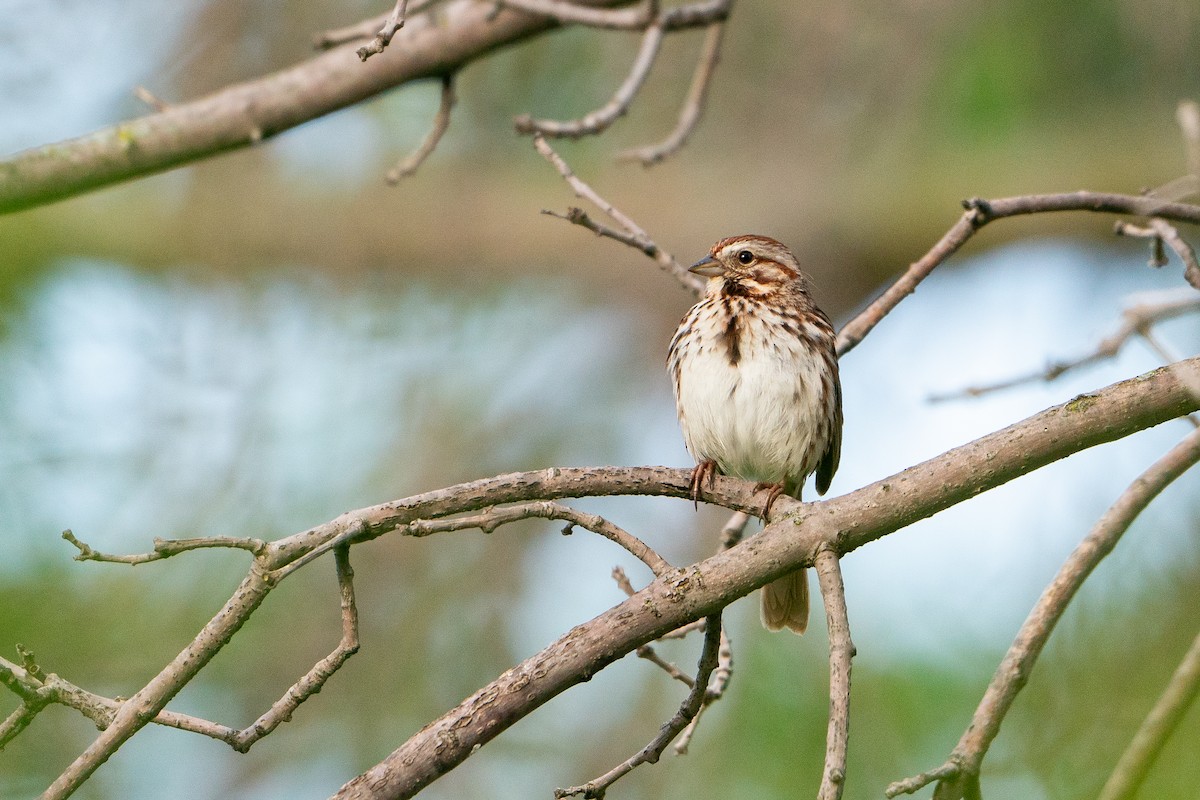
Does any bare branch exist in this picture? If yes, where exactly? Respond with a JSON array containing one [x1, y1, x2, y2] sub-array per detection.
[[541, 206, 660, 256], [815, 545, 854, 800], [1098, 627, 1200, 800], [226, 545, 361, 751], [555, 612, 723, 799], [495, 0, 654, 30], [356, 0, 411, 61], [386, 74, 456, 183], [315, 0, 439, 48], [496, 0, 730, 31], [38, 517, 367, 800], [3, 541, 359, 797], [836, 193, 1200, 358], [532, 133, 704, 294], [61, 529, 266, 564], [1, 0, 640, 214], [332, 358, 1200, 800], [516, 20, 665, 138], [404, 500, 673, 576], [928, 291, 1200, 402], [888, 423, 1200, 800], [620, 21, 724, 166], [611, 565, 706, 676], [674, 621, 732, 754]]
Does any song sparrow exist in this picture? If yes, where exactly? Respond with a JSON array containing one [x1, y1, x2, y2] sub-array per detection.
[[668, 235, 843, 634]]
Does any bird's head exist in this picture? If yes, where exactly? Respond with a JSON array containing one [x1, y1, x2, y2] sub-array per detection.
[[690, 235, 809, 298]]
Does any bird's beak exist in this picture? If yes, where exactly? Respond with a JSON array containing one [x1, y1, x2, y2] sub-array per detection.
[[689, 255, 725, 278]]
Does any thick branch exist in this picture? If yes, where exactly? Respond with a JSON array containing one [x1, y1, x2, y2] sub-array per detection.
[[329, 359, 1200, 800], [0, 0, 632, 214]]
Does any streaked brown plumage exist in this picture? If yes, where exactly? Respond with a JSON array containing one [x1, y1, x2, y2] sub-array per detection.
[[668, 235, 843, 633]]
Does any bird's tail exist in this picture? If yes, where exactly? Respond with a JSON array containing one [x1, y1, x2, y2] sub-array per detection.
[[760, 569, 809, 634]]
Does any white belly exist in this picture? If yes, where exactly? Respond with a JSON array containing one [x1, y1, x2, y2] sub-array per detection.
[[674, 318, 828, 485]]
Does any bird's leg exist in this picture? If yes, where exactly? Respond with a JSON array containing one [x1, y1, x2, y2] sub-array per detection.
[[689, 459, 719, 508]]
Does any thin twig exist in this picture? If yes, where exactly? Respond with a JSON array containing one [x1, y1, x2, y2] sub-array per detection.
[[494, 0, 654, 30], [406, 500, 673, 577], [541, 207, 659, 256], [612, 568, 701, 683], [516, 19, 665, 138], [1, 548, 361, 757], [495, 0, 729, 31], [314, 0, 439, 49], [61, 529, 266, 564], [532, 133, 703, 294], [674, 621, 732, 754], [635, 649, 695, 687], [227, 545, 361, 751], [356, 0, 411, 61], [887, 424, 1200, 799], [814, 545, 854, 800], [928, 292, 1200, 402], [555, 612, 723, 798], [1098, 627, 1200, 800], [620, 21, 724, 166], [386, 74, 456, 183]]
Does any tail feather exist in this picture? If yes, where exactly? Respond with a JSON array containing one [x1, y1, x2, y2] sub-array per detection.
[[760, 569, 809, 634]]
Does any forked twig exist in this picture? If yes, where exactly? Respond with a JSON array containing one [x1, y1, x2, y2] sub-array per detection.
[[620, 21, 724, 166], [0, 546, 359, 753], [495, 0, 655, 30], [887, 424, 1200, 799], [516, 20, 665, 138], [555, 612, 723, 798], [62, 529, 267, 563], [928, 292, 1200, 402], [407, 501, 673, 576], [532, 134, 703, 293], [356, 0, 411, 61]]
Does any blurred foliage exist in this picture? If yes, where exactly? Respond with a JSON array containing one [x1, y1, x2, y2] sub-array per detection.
[[1, 0, 1199, 798]]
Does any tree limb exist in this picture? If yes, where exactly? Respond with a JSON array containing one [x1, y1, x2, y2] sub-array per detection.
[[0, 0, 634, 214], [329, 358, 1200, 800], [835, 193, 1200, 357], [888, 421, 1200, 800]]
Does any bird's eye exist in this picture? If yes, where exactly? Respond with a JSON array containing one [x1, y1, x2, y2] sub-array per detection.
[[737, 250, 754, 264]]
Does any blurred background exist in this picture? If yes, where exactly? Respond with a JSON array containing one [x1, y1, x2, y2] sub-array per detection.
[[2, 0, 1199, 798]]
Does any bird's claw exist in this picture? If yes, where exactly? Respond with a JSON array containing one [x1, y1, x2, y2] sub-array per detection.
[[689, 460, 718, 509]]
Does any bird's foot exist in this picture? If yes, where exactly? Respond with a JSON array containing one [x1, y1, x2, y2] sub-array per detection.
[[689, 460, 718, 508], [754, 482, 788, 518]]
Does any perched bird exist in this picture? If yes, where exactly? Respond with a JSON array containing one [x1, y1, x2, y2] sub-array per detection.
[[668, 235, 843, 633]]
